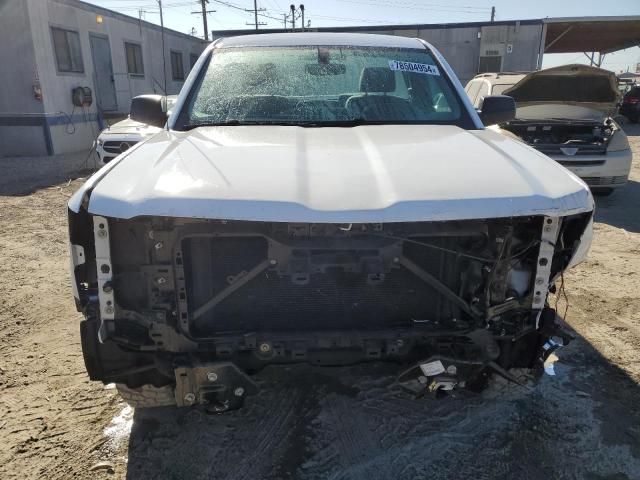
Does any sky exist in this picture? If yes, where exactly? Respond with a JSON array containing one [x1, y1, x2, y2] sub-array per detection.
[[84, 0, 640, 72]]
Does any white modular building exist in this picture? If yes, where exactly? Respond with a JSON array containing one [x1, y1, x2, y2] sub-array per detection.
[[0, 0, 206, 156]]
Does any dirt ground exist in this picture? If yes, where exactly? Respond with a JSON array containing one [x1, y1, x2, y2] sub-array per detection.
[[1, 123, 639, 480]]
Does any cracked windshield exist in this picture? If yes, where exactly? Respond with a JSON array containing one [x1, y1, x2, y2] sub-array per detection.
[[184, 46, 463, 126]]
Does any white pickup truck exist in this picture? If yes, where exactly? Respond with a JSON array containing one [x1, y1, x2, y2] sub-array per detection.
[[68, 33, 593, 410]]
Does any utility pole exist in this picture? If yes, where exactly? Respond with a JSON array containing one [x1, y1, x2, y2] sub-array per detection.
[[245, 1, 266, 30], [138, 8, 144, 35], [290, 4, 296, 31], [283, 13, 288, 30], [254, 0, 258, 31], [490, 6, 495, 22], [192, 0, 215, 41], [201, 0, 209, 41], [157, 0, 167, 96], [299, 4, 304, 32]]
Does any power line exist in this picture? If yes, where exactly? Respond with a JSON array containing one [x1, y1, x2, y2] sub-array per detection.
[[211, 0, 283, 23], [312, 14, 406, 24], [266, 0, 282, 11], [338, 0, 491, 11], [336, 0, 491, 14]]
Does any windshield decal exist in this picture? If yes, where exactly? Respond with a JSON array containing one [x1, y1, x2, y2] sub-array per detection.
[[389, 60, 440, 76]]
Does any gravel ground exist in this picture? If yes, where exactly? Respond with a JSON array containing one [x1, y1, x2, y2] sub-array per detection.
[[1, 123, 639, 480]]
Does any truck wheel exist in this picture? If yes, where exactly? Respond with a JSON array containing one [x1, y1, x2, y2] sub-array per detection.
[[116, 384, 176, 408]]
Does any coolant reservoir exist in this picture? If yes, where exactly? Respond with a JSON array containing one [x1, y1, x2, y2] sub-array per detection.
[[507, 267, 531, 297]]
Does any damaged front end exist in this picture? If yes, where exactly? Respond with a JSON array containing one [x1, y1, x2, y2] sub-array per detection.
[[69, 212, 591, 409]]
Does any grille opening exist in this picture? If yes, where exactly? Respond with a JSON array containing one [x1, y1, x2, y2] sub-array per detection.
[[181, 234, 474, 338]]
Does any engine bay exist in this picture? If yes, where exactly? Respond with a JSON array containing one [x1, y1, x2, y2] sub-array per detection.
[[502, 119, 614, 155]]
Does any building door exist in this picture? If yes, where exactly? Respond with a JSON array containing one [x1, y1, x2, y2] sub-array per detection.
[[478, 56, 503, 73], [89, 34, 117, 111]]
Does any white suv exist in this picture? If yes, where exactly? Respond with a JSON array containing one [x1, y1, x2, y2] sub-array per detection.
[[69, 33, 593, 410], [96, 96, 177, 164], [465, 65, 632, 196]]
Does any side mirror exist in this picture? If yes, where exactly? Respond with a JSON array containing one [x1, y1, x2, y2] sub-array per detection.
[[478, 95, 516, 126], [130, 94, 167, 128]]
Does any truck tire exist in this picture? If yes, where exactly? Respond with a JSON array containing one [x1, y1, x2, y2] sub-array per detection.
[[116, 384, 176, 408]]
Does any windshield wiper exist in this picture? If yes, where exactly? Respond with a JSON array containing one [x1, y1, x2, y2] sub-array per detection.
[[182, 120, 264, 130], [182, 118, 392, 130], [182, 120, 340, 130], [297, 119, 413, 127], [299, 118, 376, 127]]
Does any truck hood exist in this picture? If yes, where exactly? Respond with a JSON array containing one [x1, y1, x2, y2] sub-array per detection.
[[75, 124, 593, 222], [514, 104, 612, 122], [504, 64, 620, 119]]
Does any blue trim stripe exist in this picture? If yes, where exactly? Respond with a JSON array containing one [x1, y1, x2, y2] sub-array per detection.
[[0, 112, 102, 157], [46, 112, 100, 126], [0, 112, 101, 126]]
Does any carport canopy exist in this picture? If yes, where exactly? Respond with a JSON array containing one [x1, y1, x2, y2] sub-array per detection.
[[544, 16, 640, 54]]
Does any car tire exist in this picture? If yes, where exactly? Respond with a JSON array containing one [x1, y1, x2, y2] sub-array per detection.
[[592, 187, 614, 197], [116, 383, 176, 408]]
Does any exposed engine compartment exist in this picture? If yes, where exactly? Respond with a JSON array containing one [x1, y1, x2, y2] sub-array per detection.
[[502, 119, 613, 156], [68, 210, 590, 408]]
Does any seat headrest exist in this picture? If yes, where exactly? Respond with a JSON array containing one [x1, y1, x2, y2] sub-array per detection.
[[359, 67, 395, 93]]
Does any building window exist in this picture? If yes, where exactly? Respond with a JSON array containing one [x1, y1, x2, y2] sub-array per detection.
[[190, 53, 199, 70], [171, 51, 184, 81], [51, 27, 84, 73], [125, 42, 144, 76]]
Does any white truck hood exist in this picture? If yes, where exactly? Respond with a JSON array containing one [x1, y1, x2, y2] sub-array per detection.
[[504, 64, 620, 120], [74, 124, 593, 222]]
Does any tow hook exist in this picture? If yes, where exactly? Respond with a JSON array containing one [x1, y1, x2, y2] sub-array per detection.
[[174, 362, 258, 411]]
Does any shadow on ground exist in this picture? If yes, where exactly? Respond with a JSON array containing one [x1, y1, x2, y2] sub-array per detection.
[[595, 180, 640, 233], [593, 121, 640, 233], [124, 330, 640, 480], [0, 149, 100, 196]]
